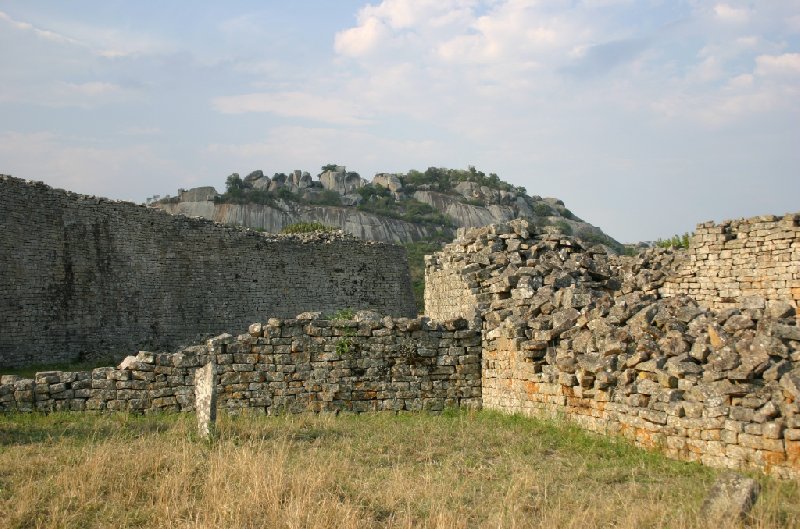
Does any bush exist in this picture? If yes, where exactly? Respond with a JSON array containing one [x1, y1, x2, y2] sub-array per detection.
[[329, 308, 356, 320], [533, 203, 554, 217], [560, 208, 581, 221], [554, 220, 573, 236], [356, 184, 392, 201], [655, 233, 692, 249], [225, 173, 247, 192]]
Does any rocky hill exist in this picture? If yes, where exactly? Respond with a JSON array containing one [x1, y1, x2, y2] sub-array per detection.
[[151, 165, 622, 251]]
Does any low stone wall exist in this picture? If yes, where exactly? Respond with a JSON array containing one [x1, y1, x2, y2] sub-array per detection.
[[427, 220, 800, 479], [0, 314, 481, 414], [661, 213, 800, 316]]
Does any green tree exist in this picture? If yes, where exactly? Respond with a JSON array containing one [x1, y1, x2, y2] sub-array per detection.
[[225, 173, 246, 193]]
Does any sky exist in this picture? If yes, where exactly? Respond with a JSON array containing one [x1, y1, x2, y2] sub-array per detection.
[[0, 1, 798, 243]]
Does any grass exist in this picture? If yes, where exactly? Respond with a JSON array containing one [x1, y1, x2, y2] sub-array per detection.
[[0, 410, 797, 529]]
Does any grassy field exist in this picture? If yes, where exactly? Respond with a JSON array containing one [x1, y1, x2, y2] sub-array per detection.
[[0, 410, 797, 529]]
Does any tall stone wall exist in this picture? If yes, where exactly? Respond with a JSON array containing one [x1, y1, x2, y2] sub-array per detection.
[[661, 214, 800, 315], [0, 314, 481, 414], [426, 220, 800, 479], [0, 176, 416, 369], [424, 247, 480, 322]]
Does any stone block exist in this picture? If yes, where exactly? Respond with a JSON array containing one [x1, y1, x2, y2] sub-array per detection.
[[700, 473, 760, 523]]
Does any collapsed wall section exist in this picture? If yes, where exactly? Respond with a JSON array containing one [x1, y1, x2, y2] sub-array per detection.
[[0, 314, 481, 414], [0, 176, 416, 369], [661, 214, 800, 316], [426, 220, 800, 479]]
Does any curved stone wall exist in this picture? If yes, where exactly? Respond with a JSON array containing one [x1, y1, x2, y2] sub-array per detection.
[[0, 176, 416, 368]]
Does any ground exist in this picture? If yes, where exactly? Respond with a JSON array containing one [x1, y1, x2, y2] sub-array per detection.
[[0, 410, 798, 528]]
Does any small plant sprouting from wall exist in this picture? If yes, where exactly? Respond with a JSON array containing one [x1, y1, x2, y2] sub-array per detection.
[[329, 308, 356, 320], [335, 328, 357, 357]]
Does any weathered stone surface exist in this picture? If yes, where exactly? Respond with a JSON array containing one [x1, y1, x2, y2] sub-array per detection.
[[700, 473, 760, 522], [194, 362, 217, 439], [0, 175, 416, 369], [427, 217, 800, 479], [0, 315, 482, 416], [661, 214, 800, 318]]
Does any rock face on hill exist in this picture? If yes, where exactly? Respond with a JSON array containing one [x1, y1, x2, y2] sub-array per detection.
[[151, 166, 620, 250], [159, 200, 436, 244]]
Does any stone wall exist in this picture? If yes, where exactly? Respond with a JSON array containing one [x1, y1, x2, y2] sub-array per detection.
[[0, 176, 416, 369], [426, 221, 800, 479], [661, 214, 800, 316], [423, 241, 481, 322], [0, 314, 481, 414]]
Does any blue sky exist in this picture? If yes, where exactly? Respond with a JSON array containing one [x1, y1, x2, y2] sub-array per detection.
[[1, 1, 798, 242]]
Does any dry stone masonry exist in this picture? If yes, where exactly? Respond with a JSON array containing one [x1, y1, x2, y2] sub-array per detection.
[[0, 175, 416, 369], [2, 174, 799, 481], [0, 313, 481, 415], [425, 219, 800, 479], [661, 214, 800, 316]]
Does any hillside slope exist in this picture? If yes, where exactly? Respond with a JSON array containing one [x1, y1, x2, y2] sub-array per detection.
[[152, 166, 621, 251]]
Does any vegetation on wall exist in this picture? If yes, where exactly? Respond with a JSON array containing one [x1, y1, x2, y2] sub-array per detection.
[[656, 233, 692, 249]]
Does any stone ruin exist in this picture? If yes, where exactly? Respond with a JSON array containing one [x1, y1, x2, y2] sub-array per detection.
[[426, 216, 799, 478], [0, 175, 416, 369], [1, 185, 799, 478]]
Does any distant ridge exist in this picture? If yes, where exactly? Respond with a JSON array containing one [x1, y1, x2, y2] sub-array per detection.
[[151, 165, 622, 252]]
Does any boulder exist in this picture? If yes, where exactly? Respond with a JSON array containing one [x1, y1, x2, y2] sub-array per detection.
[[372, 173, 403, 193], [699, 473, 760, 522], [320, 170, 366, 195]]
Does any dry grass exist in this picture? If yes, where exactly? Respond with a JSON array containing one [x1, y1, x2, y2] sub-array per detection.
[[0, 410, 797, 529]]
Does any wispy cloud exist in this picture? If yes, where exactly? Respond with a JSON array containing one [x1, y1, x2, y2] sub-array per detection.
[[212, 92, 372, 126], [0, 10, 81, 46], [0, 9, 171, 58]]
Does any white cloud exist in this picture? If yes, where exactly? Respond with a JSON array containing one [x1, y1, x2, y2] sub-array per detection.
[[212, 92, 372, 126], [755, 53, 800, 77], [713, 3, 751, 24], [334, 16, 388, 57]]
